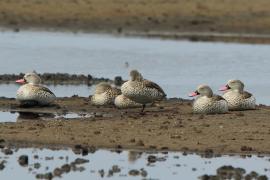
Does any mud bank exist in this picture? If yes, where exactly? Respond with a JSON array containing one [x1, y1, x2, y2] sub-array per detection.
[[1, 0, 270, 44], [0, 97, 270, 155], [0, 73, 123, 86]]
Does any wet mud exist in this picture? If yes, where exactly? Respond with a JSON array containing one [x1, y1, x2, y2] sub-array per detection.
[[0, 97, 270, 155]]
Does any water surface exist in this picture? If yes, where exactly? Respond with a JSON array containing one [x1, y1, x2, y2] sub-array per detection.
[[0, 148, 269, 180], [0, 30, 269, 104]]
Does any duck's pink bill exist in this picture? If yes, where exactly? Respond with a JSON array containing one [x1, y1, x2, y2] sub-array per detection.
[[188, 92, 198, 97], [219, 85, 228, 91], [16, 79, 25, 84]]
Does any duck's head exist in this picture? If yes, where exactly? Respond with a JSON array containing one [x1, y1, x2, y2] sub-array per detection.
[[130, 70, 143, 81], [189, 84, 213, 98], [219, 79, 244, 92], [16, 72, 41, 85], [95, 82, 112, 94]]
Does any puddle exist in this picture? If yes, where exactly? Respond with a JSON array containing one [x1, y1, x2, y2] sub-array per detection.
[[0, 111, 95, 123], [0, 148, 269, 179]]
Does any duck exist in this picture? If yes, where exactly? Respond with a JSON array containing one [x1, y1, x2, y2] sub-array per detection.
[[114, 94, 141, 109], [219, 79, 256, 110], [121, 70, 166, 113], [189, 84, 228, 114], [16, 72, 56, 106], [91, 82, 121, 106]]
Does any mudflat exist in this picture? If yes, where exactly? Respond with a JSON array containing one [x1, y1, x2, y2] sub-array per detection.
[[1, 0, 270, 43], [0, 97, 270, 155]]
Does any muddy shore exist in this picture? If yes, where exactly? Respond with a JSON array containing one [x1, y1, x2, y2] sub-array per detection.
[[1, 0, 270, 43], [0, 97, 270, 155]]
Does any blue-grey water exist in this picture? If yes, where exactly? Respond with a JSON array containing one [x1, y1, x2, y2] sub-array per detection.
[[0, 148, 269, 180], [0, 30, 269, 104]]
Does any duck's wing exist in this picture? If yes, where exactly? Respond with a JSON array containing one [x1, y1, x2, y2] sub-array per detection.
[[34, 85, 55, 96], [242, 91, 253, 99], [212, 95, 226, 101], [144, 80, 166, 96]]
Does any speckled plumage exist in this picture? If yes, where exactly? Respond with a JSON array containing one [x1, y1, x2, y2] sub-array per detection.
[[221, 80, 256, 110], [191, 85, 228, 114], [91, 82, 121, 106], [114, 94, 141, 108], [121, 70, 166, 106], [16, 73, 56, 106]]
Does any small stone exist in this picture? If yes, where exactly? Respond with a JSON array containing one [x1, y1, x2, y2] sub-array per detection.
[[74, 158, 89, 165], [34, 163, 41, 169], [2, 148, 13, 155], [18, 155, 28, 166], [61, 164, 71, 173], [129, 169, 140, 176], [99, 169, 105, 177], [53, 168, 62, 177], [111, 165, 121, 173], [147, 155, 157, 163]]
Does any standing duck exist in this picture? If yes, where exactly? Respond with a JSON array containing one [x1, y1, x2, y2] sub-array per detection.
[[114, 94, 141, 109], [219, 80, 256, 110], [121, 70, 166, 113], [16, 72, 56, 106], [189, 85, 228, 114], [91, 82, 121, 106]]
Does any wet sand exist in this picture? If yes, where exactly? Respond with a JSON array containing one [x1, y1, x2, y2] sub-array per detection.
[[0, 97, 270, 155], [1, 0, 270, 43]]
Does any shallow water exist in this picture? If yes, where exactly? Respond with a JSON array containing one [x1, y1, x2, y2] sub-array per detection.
[[0, 111, 92, 123], [0, 30, 270, 104], [0, 84, 94, 98], [0, 148, 269, 180]]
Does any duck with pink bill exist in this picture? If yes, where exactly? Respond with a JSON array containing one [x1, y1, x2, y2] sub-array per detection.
[[16, 72, 56, 106], [189, 84, 228, 114], [219, 79, 256, 110]]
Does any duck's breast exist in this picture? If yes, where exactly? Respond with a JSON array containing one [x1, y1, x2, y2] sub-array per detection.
[[16, 84, 55, 105], [223, 91, 255, 110], [193, 96, 228, 114]]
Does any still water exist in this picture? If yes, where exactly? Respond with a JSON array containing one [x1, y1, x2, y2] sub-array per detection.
[[0, 30, 269, 104], [0, 111, 93, 123], [0, 148, 269, 180]]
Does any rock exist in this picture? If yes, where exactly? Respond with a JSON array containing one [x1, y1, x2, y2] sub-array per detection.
[[2, 147, 13, 155], [129, 169, 140, 176], [111, 165, 121, 173], [140, 168, 148, 177], [99, 169, 105, 177], [61, 164, 71, 173], [36, 172, 53, 180], [18, 155, 29, 166], [74, 158, 89, 165], [114, 76, 123, 86], [53, 168, 63, 177], [147, 155, 157, 163], [0, 161, 6, 170], [34, 163, 41, 169]]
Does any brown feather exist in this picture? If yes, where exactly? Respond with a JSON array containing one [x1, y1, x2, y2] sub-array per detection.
[[143, 80, 166, 96], [34, 85, 55, 96], [212, 95, 226, 101], [242, 91, 252, 99]]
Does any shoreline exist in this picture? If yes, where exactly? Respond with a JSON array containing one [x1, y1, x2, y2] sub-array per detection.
[[2, 26, 270, 44], [0, 97, 270, 155]]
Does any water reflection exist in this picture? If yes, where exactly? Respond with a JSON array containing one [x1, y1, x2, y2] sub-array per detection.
[[0, 111, 93, 123], [16, 112, 56, 122], [0, 147, 269, 180]]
